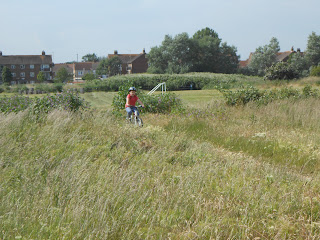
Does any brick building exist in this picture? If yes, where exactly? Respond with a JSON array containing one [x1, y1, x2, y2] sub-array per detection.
[[0, 51, 53, 84], [107, 49, 148, 74]]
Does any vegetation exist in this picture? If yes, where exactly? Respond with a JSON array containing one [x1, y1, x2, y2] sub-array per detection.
[[54, 67, 73, 83], [264, 62, 299, 80], [0, 91, 89, 114], [37, 71, 46, 83], [310, 65, 320, 77], [1, 66, 12, 85], [97, 56, 122, 77], [2, 83, 320, 238], [148, 27, 239, 74], [112, 81, 184, 114], [82, 53, 99, 62]]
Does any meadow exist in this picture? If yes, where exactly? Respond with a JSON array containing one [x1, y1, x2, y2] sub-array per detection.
[[1, 75, 320, 239]]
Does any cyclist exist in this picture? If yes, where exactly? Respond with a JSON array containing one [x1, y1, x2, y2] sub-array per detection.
[[125, 87, 145, 120]]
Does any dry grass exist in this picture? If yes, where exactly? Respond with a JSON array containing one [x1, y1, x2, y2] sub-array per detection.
[[1, 102, 320, 239]]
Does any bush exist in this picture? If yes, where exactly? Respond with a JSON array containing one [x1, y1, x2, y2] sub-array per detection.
[[264, 62, 299, 80], [310, 65, 320, 77], [221, 86, 320, 106], [112, 81, 184, 114], [0, 91, 89, 114]]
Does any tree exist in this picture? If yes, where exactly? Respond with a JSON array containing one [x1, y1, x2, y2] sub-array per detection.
[[37, 71, 46, 83], [82, 73, 96, 81], [287, 51, 309, 77], [248, 37, 280, 76], [97, 56, 122, 77], [1, 66, 12, 84], [82, 53, 99, 62], [55, 67, 72, 83], [147, 27, 239, 74], [305, 32, 320, 67]]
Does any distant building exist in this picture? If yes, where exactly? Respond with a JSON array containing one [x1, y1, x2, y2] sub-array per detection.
[[239, 47, 304, 68], [52, 62, 99, 82], [107, 49, 148, 74], [0, 51, 53, 84]]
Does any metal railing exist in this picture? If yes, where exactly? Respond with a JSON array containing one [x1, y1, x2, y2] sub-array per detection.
[[147, 82, 166, 95]]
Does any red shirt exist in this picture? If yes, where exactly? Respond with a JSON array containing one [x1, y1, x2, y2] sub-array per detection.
[[125, 94, 139, 108]]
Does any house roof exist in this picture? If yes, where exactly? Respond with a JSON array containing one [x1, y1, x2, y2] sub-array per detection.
[[0, 55, 52, 65], [52, 63, 74, 73], [108, 54, 144, 64], [74, 62, 97, 70], [276, 51, 292, 62]]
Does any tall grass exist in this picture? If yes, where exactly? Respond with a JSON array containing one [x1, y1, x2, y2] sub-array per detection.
[[1, 103, 320, 239]]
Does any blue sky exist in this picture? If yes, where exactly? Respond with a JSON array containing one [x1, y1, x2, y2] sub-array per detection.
[[1, 0, 319, 63]]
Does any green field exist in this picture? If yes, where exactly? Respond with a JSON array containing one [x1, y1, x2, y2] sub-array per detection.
[[1, 76, 320, 239]]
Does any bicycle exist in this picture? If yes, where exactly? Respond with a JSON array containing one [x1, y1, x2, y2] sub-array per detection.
[[127, 105, 144, 127]]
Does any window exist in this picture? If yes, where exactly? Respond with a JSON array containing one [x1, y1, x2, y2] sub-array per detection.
[[30, 72, 35, 77], [20, 65, 25, 69], [78, 71, 83, 76], [30, 65, 34, 69], [30, 81, 35, 84], [11, 81, 16, 85], [11, 65, 16, 69], [20, 72, 25, 77], [41, 64, 49, 70], [12, 73, 16, 77]]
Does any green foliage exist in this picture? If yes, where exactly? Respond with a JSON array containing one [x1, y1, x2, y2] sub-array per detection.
[[82, 73, 96, 81], [305, 31, 320, 66], [37, 71, 46, 82], [84, 73, 262, 92], [1, 66, 12, 84], [248, 37, 280, 76], [148, 27, 239, 74], [55, 67, 72, 83], [221, 86, 319, 106], [112, 81, 184, 114], [264, 62, 299, 80], [82, 53, 99, 62], [0, 91, 89, 114], [310, 65, 320, 76], [97, 56, 122, 76]]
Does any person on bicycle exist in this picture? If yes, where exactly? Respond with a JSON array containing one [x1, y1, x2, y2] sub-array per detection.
[[125, 87, 145, 120]]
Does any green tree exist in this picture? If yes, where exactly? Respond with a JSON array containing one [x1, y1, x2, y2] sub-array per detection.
[[82, 53, 99, 62], [1, 66, 12, 85], [192, 28, 221, 72], [37, 71, 46, 83], [55, 67, 72, 83], [148, 27, 239, 74], [287, 51, 309, 77], [305, 32, 320, 67], [248, 37, 280, 76], [97, 56, 122, 76], [82, 73, 96, 81]]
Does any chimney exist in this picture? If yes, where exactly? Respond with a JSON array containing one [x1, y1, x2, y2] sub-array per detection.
[[297, 48, 301, 52], [0, 51, 2, 56], [142, 48, 146, 54], [291, 46, 294, 52], [42, 50, 46, 55], [114, 50, 118, 55]]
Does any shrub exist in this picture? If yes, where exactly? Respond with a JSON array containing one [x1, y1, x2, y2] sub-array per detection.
[[264, 62, 299, 80], [112, 81, 184, 114], [0, 91, 89, 115], [221, 86, 320, 106], [310, 65, 320, 77], [221, 86, 263, 106]]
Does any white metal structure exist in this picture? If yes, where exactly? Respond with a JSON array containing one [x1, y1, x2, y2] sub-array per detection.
[[147, 82, 166, 95]]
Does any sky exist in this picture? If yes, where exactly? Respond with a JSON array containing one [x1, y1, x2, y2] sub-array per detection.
[[1, 0, 319, 63]]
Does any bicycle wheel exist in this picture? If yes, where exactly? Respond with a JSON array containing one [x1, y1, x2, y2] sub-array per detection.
[[136, 116, 143, 127]]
